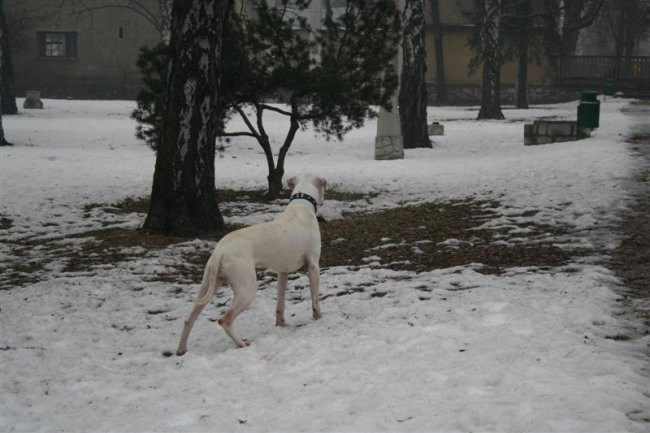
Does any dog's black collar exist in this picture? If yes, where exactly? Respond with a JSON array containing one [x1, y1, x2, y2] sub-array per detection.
[[290, 192, 318, 213]]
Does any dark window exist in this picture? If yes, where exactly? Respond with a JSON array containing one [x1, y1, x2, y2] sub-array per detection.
[[37, 32, 78, 58]]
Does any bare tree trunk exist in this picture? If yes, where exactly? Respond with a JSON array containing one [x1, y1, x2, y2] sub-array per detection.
[[561, 0, 605, 55], [262, 103, 300, 199], [541, 0, 562, 63], [620, 0, 639, 57], [477, 0, 504, 120], [323, 0, 333, 22], [399, 0, 431, 148], [430, 0, 447, 104], [253, 104, 285, 200], [515, 0, 532, 109], [0, 0, 17, 115], [0, 0, 13, 145], [143, 0, 229, 235], [0, 112, 9, 146], [560, 2, 582, 56]]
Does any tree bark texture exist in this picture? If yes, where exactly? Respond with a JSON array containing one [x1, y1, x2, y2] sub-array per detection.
[[515, 0, 532, 109], [430, 0, 447, 105], [477, 0, 504, 120], [143, 0, 228, 235], [0, 0, 17, 115], [399, 0, 431, 149]]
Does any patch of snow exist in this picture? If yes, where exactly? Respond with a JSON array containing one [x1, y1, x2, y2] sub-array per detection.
[[1, 98, 648, 432]]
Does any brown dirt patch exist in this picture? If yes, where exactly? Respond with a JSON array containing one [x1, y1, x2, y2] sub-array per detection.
[[1, 190, 574, 289], [320, 200, 569, 274], [610, 133, 650, 328]]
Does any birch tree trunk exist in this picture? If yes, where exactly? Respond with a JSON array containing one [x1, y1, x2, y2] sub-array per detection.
[[143, 0, 228, 235], [399, 0, 431, 148], [477, 0, 504, 120]]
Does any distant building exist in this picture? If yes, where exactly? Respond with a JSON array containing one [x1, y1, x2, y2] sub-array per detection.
[[5, 0, 164, 99], [5, 0, 556, 103]]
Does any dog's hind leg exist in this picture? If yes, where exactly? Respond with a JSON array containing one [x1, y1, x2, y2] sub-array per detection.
[[218, 265, 257, 348], [307, 260, 322, 321], [275, 272, 288, 326], [176, 276, 222, 356]]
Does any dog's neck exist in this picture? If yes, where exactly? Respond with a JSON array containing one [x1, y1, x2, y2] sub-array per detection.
[[289, 191, 318, 213]]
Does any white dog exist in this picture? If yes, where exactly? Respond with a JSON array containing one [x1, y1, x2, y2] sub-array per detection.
[[176, 174, 326, 355]]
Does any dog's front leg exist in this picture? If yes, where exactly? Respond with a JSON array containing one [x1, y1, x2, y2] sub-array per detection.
[[307, 261, 322, 320], [276, 272, 288, 326]]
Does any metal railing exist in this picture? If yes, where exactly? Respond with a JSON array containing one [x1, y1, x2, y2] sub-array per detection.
[[552, 56, 650, 88]]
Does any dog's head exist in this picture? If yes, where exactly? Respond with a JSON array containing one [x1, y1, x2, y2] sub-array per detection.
[[287, 174, 327, 206]]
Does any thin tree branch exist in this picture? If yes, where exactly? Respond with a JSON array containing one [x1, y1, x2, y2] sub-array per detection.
[[219, 132, 257, 138], [254, 102, 271, 145], [234, 104, 261, 139], [260, 104, 293, 116], [68, 1, 163, 34]]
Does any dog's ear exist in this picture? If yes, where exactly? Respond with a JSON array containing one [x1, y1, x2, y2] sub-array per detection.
[[287, 177, 297, 190], [316, 177, 327, 206]]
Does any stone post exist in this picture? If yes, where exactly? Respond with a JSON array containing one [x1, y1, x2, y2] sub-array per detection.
[[375, 0, 403, 160]]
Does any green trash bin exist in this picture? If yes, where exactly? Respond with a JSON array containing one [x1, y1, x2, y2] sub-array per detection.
[[604, 79, 616, 96], [577, 91, 600, 129]]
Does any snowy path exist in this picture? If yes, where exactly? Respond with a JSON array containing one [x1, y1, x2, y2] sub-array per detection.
[[1, 99, 648, 432]]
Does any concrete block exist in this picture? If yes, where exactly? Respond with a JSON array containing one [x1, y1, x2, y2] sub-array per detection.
[[375, 135, 404, 160], [524, 124, 533, 145], [23, 90, 43, 109], [427, 122, 444, 136], [546, 121, 575, 137], [525, 119, 592, 146]]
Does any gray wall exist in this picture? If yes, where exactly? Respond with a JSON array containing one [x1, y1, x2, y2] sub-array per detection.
[[6, 0, 163, 99]]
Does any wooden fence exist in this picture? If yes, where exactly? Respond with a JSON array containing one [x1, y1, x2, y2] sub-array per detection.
[[552, 56, 650, 90]]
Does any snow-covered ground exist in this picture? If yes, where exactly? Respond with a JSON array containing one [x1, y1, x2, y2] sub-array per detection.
[[1, 98, 648, 432]]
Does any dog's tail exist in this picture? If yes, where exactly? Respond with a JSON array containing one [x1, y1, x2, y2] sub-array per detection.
[[193, 252, 222, 305]]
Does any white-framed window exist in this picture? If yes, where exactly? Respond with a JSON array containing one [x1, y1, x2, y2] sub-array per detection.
[[38, 32, 78, 58]]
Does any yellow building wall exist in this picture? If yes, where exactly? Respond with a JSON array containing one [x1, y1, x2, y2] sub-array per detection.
[[425, 29, 548, 86]]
